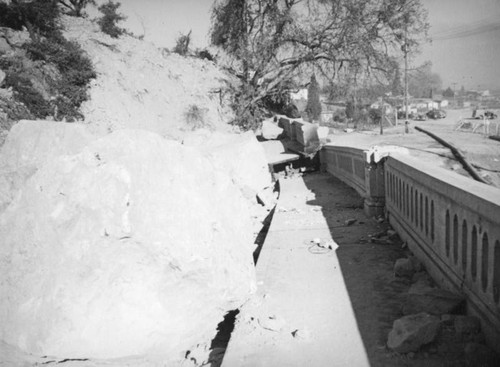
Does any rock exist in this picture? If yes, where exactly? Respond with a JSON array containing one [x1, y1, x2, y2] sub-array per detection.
[[386, 229, 400, 242], [0, 129, 257, 362], [317, 126, 329, 141], [454, 315, 481, 336], [408, 279, 436, 295], [402, 289, 465, 316], [256, 185, 278, 210], [464, 342, 500, 367], [409, 272, 436, 295], [387, 313, 441, 353], [261, 118, 283, 140], [0, 120, 95, 212], [0, 37, 12, 55], [345, 218, 357, 226], [183, 130, 272, 195], [411, 271, 434, 285], [0, 69, 6, 86], [409, 256, 424, 272], [0, 28, 30, 47], [394, 258, 416, 278], [394, 256, 423, 278]]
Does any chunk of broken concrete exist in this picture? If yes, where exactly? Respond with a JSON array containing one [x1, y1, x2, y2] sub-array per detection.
[[261, 119, 283, 140], [394, 256, 422, 278], [402, 288, 465, 316], [408, 280, 436, 295], [387, 313, 441, 353]]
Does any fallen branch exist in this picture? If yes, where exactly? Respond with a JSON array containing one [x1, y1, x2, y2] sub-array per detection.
[[414, 126, 489, 185]]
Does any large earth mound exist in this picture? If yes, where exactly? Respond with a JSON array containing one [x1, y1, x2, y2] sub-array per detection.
[[0, 124, 258, 364]]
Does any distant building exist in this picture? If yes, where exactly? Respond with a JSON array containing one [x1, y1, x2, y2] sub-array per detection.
[[370, 101, 394, 114]]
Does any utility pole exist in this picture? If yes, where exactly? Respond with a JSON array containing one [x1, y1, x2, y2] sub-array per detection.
[[403, 24, 409, 134], [452, 82, 457, 107]]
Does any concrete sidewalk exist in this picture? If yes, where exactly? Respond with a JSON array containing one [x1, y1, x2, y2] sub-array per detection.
[[222, 173, 374, 367]]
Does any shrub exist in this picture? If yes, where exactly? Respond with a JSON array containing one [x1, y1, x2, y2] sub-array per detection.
[[196, 49, 215, 62], [173, 30, 191, 56], [184, 104, 210, 130], [25, 37, 96, 119], [4, 72, 53, 118], [368, 108, 382, 124], [97, 0, 126, 38], [0, 0, 61, 39], [228, 84, 266, 131]]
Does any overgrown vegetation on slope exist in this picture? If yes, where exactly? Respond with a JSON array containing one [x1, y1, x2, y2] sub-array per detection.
[[0, 0, 96, 122]]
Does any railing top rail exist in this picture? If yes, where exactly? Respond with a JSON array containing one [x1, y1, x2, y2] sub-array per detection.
[[386, 154, 500, 218], [322, 145, 367, 155]]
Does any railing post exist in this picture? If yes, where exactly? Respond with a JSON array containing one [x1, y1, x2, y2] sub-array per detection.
[[364, 157, 385, 217]]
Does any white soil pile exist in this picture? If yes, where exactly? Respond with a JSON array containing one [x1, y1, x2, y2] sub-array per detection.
[[0, 123, 258, 365], [62, 16, 235, 140]]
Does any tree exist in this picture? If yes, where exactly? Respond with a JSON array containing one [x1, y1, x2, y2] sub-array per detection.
[[97, 0, 126, 38], [210, 0, 429, 129], [58, 0, 95, 17], [442, 86, 454, 98], [408, 62, 442, 98], [306, 74, 322, 121]]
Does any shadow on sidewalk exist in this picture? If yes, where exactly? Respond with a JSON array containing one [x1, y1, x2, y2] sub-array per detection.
[[301, 172, 463, 367]]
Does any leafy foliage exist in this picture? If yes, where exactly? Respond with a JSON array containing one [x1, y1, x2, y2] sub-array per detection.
[[408, 62, 442, 98], [442, 87, 455, 98], [26, 36, 95, 120], [0, 0, 61, 39], [196, 49, 215, 62], [97, 0, 126, 38], [0, 0, 96, 121], [4, 72, 52, 118], [210, 0, 429, 130], [57, 0, 96, 17], [306, 74, 322, 122], [183, 104, 211, 130], [173, 30, 192, 56]]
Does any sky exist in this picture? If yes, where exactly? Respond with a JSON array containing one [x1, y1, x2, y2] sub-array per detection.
[[109, 0, 500, 91]]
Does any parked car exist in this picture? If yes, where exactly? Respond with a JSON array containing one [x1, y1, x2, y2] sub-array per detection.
[[426, 109, 447, 119], [397, 111, 415, 120], [484, 111, 498, 120], [413, 113, 427, 121]]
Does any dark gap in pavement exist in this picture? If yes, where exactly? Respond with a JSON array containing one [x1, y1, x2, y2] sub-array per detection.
[[208, 309, 240, 367]]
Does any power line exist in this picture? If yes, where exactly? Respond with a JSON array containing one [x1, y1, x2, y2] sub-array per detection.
[[431, 19, 500, 41]]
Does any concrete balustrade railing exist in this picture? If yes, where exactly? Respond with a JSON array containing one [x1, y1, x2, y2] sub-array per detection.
[[320, 145, 385, 216], [277, 116, 327, 153], [320, 144, 500, 352], [384, 154, 500, 351]]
